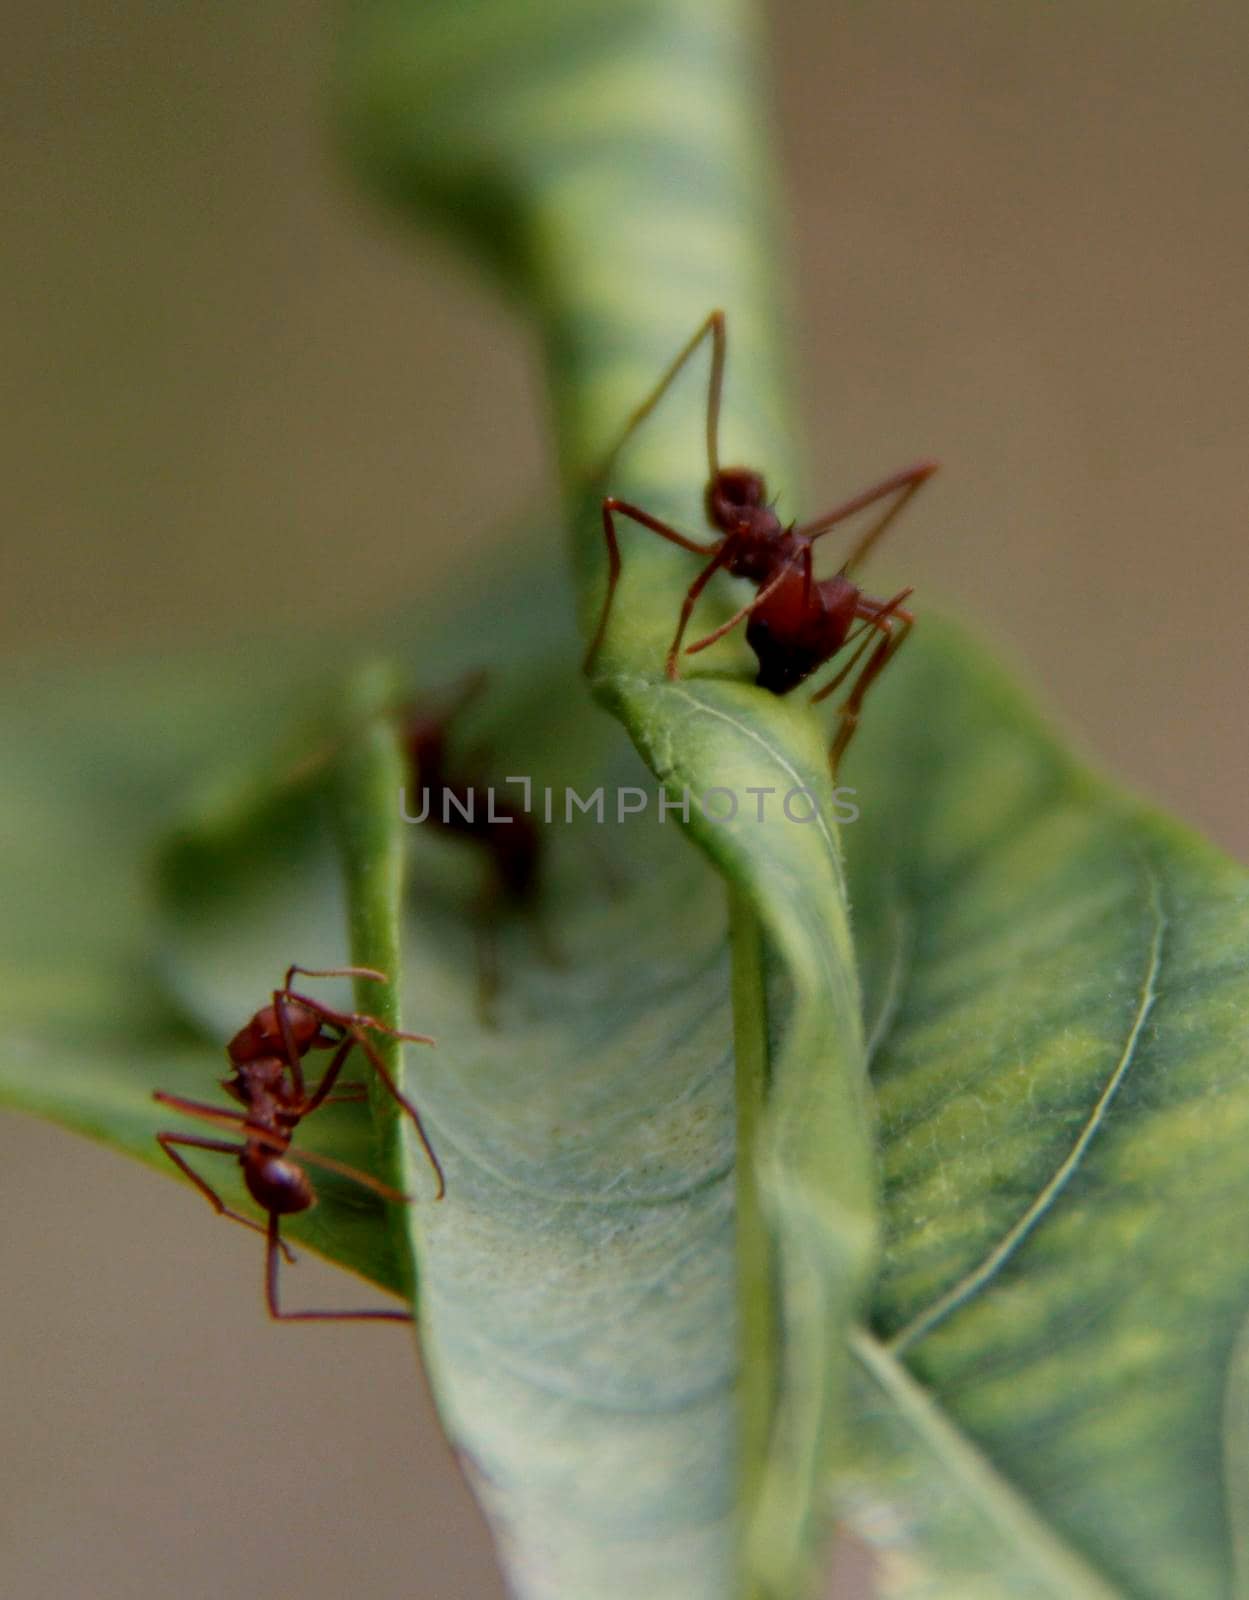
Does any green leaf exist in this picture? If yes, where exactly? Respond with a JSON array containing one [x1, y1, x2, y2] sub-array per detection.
[[6, 2, 1249, 1599], [829, 618, 1249, 1598], [1, 501, 867, 1600], [0, 653, 417, 1302], [11, 599, 1249, 1598], [341, 4, 877, 1593], [153, 632, 745, 1597], [324, 664, 422, 1242]]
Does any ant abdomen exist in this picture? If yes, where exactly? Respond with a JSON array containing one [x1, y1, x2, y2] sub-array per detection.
[[245, 1154, 314, 1216]]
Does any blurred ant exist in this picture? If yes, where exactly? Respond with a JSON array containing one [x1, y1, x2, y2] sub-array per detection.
[[154, 964, 441, 1323], [403, 673, 540, 909], [402, 675, 545, 1022], [583, 309, 938, 770]]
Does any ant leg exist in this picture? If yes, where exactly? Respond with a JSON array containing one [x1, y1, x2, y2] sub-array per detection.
[[346, 1029, 446, 1200], [794, 460, 938, 569], [280, 988, 435, 1049], [828, 607, 915, 773], [811, 589, 914, 707], [155, 1133, 296, 1261], [264, 1213, 412, 1324], [301, 1034, 359, 1116], [284, 962, 388, 989], [796, 460, 936, 542], [584, 499, 720, 673], [272, 988, 306, 1097], [839, 468, 935, 576], [663, 539, 739, 678], [153, 1090, 250, 1124], [684, 547, 811, 658], [829, 627, 910, 771], [281, 1143, 408, 1203], [274, 989, 444, 1197], [807, 624, 878, 706], [596, 309, 728, 483], [152, 1091, 288, 1152]]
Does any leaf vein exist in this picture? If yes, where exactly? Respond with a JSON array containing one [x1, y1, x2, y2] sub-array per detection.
[[863, 877, 913, 1071], [620, 675, 841, 869], [885, 856, 1166, 1355], [848, 1327, 1124, 1597]]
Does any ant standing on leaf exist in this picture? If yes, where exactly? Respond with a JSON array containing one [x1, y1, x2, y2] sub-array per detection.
[[154, 965, 442, 1323], [582, 309, 938, 770]]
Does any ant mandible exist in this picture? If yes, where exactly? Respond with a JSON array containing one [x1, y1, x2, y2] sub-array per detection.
[[582, 309, 938, 769], [154, 964, 442, 1323]]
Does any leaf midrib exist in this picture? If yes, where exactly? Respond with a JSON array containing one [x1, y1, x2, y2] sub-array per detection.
[[849, 1328, 1124, 1599], [886, 853, 1167, 1356]]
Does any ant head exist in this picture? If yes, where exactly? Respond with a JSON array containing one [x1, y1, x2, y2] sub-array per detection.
[[707, 468, 767, 531]]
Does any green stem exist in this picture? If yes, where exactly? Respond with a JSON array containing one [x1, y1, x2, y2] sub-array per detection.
[[730, 885, 775, 1598], [328, 661, 418, 1304]]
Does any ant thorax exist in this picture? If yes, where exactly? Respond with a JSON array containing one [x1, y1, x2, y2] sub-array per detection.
[[724, 512, 800, 584], [223, 1056, 298, 1113]]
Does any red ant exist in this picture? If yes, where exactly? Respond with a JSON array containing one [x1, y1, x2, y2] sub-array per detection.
[[154, 964, 442, 1323], [583, 310, 938, 769], [402, 675, 545, 1021], [403, 673, 541, 911]]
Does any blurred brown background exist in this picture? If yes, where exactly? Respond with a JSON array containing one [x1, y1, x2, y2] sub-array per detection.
[[3, 3, 1247, 1596]]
